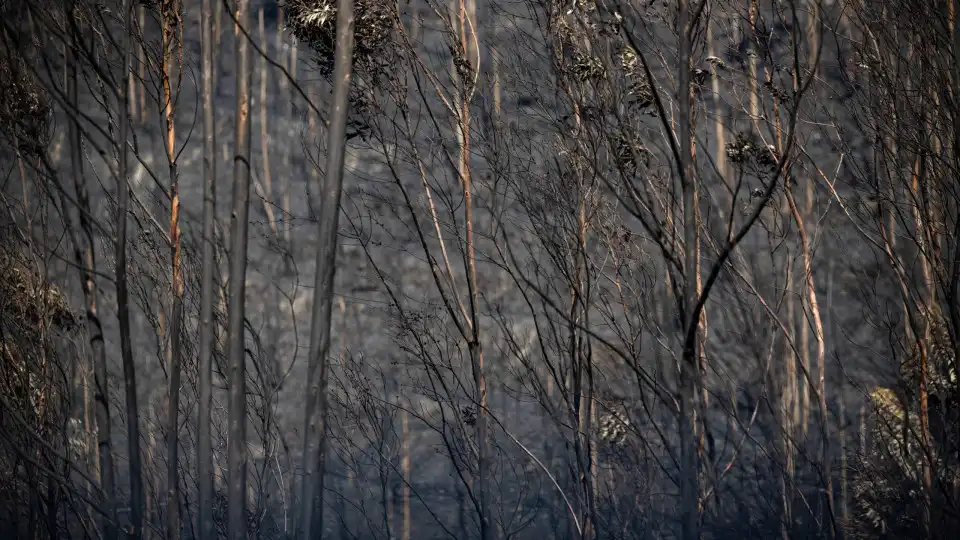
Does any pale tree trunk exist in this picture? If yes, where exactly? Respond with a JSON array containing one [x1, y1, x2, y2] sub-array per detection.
[[451, 0, 491, 538], [785, 183, 833, 536], [706, 3, 726, 183], [806, 0, 819, 78], [257, 7, 278, 236], [747, 0, 760, 134], [299, 0, 356, 536], [227, 0, 253, 537], [117, 0, 145, 534], [279, 9, 295, 250], [692, 50, 708, 531], [197, 0, 217, 534], [781, 261, 796, 539], [129, 21, 137, 123], [780, 11, 831, 527], [799, 291, 810, 439]]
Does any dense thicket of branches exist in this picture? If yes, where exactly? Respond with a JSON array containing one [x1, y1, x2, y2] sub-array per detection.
[[0, 0, 958, 539]]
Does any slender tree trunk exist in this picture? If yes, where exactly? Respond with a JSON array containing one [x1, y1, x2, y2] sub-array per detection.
[[129, 23, 138, 124], [911, 158, 934, 536], [706, 3, 726, 183], [66, 8, 118, 536], [299, 0, 355, 536], [785, 183, 834, 537], [949, 8, 960, 494], [573, 197, 597, 540], [402, 407, 411, 540], [227, 0, 254, 537], [215, 0, 222, 66], [679, 2, 701, 539], [279, 9, 294, 250], [139, 6, 147, 123], [160, 2, 184, 537], [46, 465, 60, 539], [802, 14, 826, 522], [145, 411, 157, 539], [799, 264, 811, 439], [782, 261, 796, 539], [257, 7, 278, 236], [117, 0, 144, 535], [838, 375, 849, 531], [453, 1, 490, 538], [197, 0, 218, 535], [806, 0, 819, 78], [747, 0, 760, 134]]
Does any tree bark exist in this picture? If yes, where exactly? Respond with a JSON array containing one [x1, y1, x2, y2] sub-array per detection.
[[257, 7, 278, 236], [299, 0, 355, 537], [160, 1, 184, 536], [453, 1, 490, 538], [679, 1, 701, 539], [227, 0, 253, 537], [117, 0, 144, 534], [197, 0, 217, 535]]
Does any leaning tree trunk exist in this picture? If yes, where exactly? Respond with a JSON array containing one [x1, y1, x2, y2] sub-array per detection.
[[66, 4, 118, 536], [299, 0, 356, 537], [116, 0, 144, 535]]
